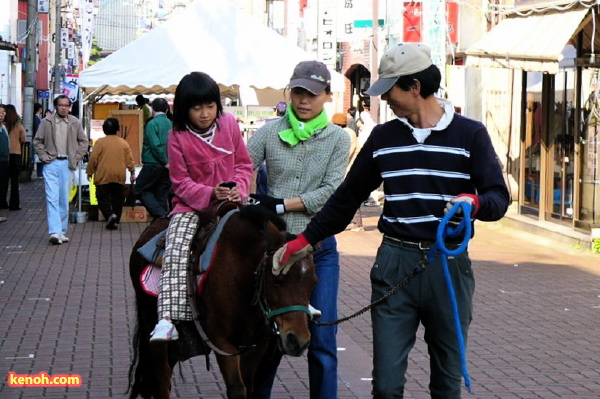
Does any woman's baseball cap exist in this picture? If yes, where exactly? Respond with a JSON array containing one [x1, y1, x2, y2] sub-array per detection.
[[288, 61, 331, 95]]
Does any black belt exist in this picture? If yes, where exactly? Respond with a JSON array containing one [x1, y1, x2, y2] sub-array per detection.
[[56, 156, 68, 160], [383, 235, 461, 251]]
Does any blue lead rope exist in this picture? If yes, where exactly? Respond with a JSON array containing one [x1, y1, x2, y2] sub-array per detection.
[[425, 202, 473, 394]]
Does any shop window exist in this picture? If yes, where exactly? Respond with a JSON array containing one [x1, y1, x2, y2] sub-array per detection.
[[579, 68, 600, 227]]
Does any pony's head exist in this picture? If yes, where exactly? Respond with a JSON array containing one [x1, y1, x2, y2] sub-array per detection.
[[240, 205, 317, 356], [264, 250, 316, 356]]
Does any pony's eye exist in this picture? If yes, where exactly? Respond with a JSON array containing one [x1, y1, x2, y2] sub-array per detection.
[[271, 275, 284, 287]]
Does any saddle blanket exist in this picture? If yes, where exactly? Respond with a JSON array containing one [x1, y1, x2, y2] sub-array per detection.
[[137, 230, 167, 266], [140, 264, 207, 297], [138, 209, 239, 297]]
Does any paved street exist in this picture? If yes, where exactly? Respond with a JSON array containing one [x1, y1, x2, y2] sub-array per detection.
[[1, 178, 599, 398]]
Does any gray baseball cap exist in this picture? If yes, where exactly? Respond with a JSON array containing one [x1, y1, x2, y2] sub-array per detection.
[[288, 61, 331, 95], [366, 43, 433, 96]]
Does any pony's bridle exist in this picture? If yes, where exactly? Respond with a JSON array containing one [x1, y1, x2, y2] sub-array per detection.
[[252, 252, 313, 337]]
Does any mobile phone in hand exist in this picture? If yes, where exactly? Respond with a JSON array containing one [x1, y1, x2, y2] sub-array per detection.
[[219, 181, 237, 189]]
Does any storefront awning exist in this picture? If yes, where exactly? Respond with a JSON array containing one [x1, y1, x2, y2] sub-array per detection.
[[0, 39, 18, 52], [465, 8, 589, 74]]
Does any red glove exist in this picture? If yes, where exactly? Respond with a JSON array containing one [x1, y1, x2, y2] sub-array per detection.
[[272, 234, 313, 275], [445, 194, 480, 217]]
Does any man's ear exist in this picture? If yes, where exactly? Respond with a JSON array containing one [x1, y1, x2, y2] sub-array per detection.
[[411, 79, 421, 94]]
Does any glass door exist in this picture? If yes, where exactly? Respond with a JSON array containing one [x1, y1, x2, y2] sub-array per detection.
[[549, 70, 575, 221], [523, 72, 543, 214]]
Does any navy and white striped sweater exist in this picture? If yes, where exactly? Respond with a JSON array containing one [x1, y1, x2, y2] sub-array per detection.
[[304, 114, 510, 244]]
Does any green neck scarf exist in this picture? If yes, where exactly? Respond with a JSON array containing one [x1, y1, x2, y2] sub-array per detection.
[[278, 106, 329, 146]]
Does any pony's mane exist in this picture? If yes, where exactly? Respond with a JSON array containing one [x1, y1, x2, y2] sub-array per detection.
[[238, 205, 287, 232]]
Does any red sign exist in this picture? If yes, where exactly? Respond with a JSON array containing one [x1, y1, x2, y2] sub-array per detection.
[[403, 3, 422, 43], [447, 1, 458, 45], [403, 2, 458, 44]]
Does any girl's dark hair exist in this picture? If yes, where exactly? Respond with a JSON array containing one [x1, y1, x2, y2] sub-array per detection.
[[172, 72, 223, 131], [394, 64, 441, 98], [4, 104, 21, 132], [102, 117, 120, 135]]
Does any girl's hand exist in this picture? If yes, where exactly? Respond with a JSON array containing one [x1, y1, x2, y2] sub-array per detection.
[[227, 187, 242, 203], [214, 185, 231, 201]]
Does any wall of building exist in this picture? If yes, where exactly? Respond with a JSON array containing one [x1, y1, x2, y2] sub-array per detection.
[[0, 0, 20, 105]]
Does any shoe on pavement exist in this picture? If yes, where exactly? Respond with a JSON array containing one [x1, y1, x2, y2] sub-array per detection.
[[49, 234, 63, 245], [106, 214, 118, 230], [0, 217, 6, 223], [150, 318, 179, 342], [60, 233, 70, 243], [308, 304, 322, 319]]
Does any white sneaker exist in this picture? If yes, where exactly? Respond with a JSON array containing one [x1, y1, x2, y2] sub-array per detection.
[[150, 318, 179, 342], [60, 234, 70, 243], [49, 234, 62, 245], [308, 304, 322, 319]]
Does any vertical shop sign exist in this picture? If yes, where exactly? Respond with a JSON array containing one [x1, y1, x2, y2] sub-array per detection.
[[60, 28, 68, 48], [38, 0, 49, 13], [446, 1, 458, 45], [337, 0, 359, 41], [318, 0, 337, 68], [80, 0, 95, 66], [67, 42, 75, 59], [403, 2, 422, 43], [403, 2, 458, 44]]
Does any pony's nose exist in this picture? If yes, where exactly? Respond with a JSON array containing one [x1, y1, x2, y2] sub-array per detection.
[[283, 333, 309, 356]]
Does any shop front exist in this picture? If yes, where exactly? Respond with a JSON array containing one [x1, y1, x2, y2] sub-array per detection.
[[466, 2, 600, 232]]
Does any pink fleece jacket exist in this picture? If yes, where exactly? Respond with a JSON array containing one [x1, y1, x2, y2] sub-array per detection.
[[168, 113, 253, 215]]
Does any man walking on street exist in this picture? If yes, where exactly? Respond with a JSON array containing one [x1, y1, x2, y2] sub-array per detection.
[[276, 44, 510, 398], [136, 98, 172, 221], [34, 95, 88, 245]]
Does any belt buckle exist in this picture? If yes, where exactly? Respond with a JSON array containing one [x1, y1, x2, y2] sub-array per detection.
[[418, 241, 429, 251]]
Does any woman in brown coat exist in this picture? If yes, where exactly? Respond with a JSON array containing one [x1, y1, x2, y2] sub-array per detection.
[[86, 118, 136, 230]]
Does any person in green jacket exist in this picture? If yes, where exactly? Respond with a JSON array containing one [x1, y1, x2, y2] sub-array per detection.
[[136, 98, 172, 220]]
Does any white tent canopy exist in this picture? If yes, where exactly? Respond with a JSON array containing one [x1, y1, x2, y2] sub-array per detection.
[[80, 0, 345, 99]]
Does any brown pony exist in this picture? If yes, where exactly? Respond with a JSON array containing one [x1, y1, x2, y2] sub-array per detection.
[[127, 204, 317, 399]]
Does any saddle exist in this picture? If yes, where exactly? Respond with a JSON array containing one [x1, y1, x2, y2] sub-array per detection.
[[189, 201, 239, 275], [138, 201, 239, 296]]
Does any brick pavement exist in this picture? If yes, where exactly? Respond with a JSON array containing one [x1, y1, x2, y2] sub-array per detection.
[[1, 178, 599, 398]]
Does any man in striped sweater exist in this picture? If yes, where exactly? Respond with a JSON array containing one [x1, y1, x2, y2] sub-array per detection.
[[277, 43, 510, 398]]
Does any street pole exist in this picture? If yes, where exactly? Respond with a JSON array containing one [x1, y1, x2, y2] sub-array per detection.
[[23, 0, 38, 181], [423, 0, 446, 93], [53, 0, 62, 97], [370, 0, 379, 123]]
